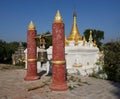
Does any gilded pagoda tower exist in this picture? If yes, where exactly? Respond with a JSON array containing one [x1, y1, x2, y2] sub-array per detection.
[[67, 11, 82, 43]]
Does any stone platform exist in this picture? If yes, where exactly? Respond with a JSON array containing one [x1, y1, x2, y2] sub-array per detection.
[[0, 69, 120, 99]]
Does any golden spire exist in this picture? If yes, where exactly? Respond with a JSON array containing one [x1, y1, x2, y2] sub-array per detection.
[[65, 36, 69, 46], [28, 21, 36, 30], [83, 36, 86, 41], [93, 40, 97, 47], [67, 10, 82, 41], [53, 10, 63, 23], [82, 36, 86, 46], [89, 30, 93, 43]]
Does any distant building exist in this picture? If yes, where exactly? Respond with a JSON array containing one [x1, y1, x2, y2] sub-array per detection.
[[12, 42, 25, 65]]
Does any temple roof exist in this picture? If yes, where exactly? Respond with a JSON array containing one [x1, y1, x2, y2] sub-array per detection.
[[67, 11, 82, 41]]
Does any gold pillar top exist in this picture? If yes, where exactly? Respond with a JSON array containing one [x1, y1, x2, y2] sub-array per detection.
[[28, 21, 36, 30], [53, 10, 63, 23]]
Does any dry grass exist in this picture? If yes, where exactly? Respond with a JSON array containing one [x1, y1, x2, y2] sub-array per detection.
[[0, 64, 24, 70]]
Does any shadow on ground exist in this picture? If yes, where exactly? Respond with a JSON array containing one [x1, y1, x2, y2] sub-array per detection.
[[110, 81, 120, 99], [38, 70, 52, 77]]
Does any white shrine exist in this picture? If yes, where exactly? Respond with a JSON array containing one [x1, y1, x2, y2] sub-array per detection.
[[24, 11, 102, 76]]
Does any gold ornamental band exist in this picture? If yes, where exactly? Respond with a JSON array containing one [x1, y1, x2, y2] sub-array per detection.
[[52, 60, 66, 65], [27, 59, 37, 62]]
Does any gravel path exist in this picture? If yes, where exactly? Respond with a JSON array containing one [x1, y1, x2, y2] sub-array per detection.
[[0, 69, 120, 99]]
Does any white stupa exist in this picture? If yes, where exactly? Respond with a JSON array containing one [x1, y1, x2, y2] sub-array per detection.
[[24, 11, 102, 76], [47, 11, 100, 76]]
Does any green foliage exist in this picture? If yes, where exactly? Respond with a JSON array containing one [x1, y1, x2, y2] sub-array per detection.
[[89, 72, 99, 78], [36, 36, 40, 47], [15, 62, 25, 67], [83, 29, 104, 49], [0, 40, 6, 62], [0, 40, 26, 64], [5, 42, 18, 62], [45, 31, 52, 49], [103, 40, 120, 82], [0, 64, 25, 70], [37, 31, 52, 49], [22, 42, 27, 48]]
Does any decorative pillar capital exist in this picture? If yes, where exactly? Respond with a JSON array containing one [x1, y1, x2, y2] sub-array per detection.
[[53, 10, 63, 23], [28, 21, 36, 30]]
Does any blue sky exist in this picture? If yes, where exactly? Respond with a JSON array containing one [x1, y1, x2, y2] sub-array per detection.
[[0, 0, 120, 43]]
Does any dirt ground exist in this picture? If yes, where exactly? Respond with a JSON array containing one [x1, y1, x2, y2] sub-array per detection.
[[0, 64, 120, 99]]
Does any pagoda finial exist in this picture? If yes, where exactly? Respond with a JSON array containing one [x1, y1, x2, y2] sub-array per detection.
[[89, 30, 93, 43], [82, 36, 86, 46], [83, 36, 86, 41], [93, 40, 97, 47], [73, 5, 77, 17], [53, 10, 63, 23], [28, 21, 36, 30]]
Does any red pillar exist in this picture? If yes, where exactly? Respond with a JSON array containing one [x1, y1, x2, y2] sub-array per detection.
[[50, 10, 68, 91], [24, 21, 40, 81]]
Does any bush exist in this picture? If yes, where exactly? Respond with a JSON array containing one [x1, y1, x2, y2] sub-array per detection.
[[15, 62, 25, 67], [103, 41, 120, 82]]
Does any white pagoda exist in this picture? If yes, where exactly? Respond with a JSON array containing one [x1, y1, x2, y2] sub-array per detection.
[[24, 11, 102, 76]]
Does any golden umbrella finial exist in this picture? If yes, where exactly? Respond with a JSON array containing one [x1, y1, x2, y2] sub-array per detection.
[[93, 40, 97, 47], [53, 10, 63, 23], [28, 21, 36, 30], [89, 30, 93, 43]]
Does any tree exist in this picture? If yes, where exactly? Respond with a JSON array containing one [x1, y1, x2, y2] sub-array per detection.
[[83, 29, 104, 49], [0, 40, 6, 62], [103, 40, 120, 82], [22, 42, 27, 48], [37, 31, 52, 49], [44, 31, 52, 49], [0, 40, 27, 64]]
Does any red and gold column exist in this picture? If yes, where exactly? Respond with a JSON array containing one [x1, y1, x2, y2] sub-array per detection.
[[24, 21, 40, 81], [50, 10, 68, 91]]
